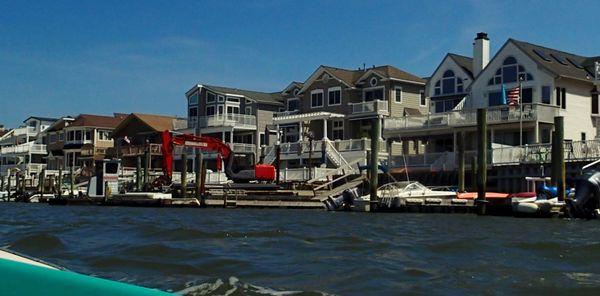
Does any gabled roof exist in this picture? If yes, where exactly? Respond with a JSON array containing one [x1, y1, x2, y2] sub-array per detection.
[[112, 113, 187, 137], [510, 39, 596, 83], [203, 84, 284, 106], [368, 65, 427, 84], [22, 116, 59, 124], [281, 81, 305, 94], [69, 114, 125, 129], [45, 117, 75, 132], [448, 53, 473, 78]]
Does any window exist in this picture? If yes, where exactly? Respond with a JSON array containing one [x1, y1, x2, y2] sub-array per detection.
[[592, 92, 599, 115], [311, 90, 324, 108], [68, 131, 75, 141], [218, 105, 224, 115], [287, 98, 299, 111], [328, 87, 341, 105], [293, 89, 299, 96], [582, 133, 587, 141], [98, 131, 112, 141], [420, 90, 426, 106], [259, 133, 266, 146], [218, 95, 225, 102], [226, 106, 240, 118], [434, 81, 441, 96], [188, 92, 198, 105], [363, 88, 384, 101], [59, 132, 64, 141], [522, 88, 533, 104], [370, 77, 378, 87], [206, 105, 216, 116], [84, 131, 92, 141], [487, 57, 534, 85], [227, 97, 240, 103], [434, 70, 465, 95], [541, 86, 551, 104], [488, 91, 504, 106], [332, 120, 344, 140], [75, 130, 82, 141], [245, 106, 253, 115], [207, 92, 216, 103], [189, 107, 198, 117], [394, 87, 402, 103], [556, 87, 566, 109]]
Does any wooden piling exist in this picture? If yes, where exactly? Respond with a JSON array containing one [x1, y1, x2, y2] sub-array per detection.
[[370, 117, 381, 208], [553, 116, 566, 201], [70, 165, 74, 197], [476, 108, 487, 215], [457, 132, 465, 192], [143, 149, 150, 191], [195, 153, 203, 204], [275, 144, 281, 184], [200, 157, 207, 196], [39, 169, 45, 197], [58, 167, 63, 198], [0, 176, 4, 191], [6, 174, 11, 199], [136, 155, 142, 192], [181, 153, 188, 198], [471, 156, 477, 191], [15, 172, 20, 194]]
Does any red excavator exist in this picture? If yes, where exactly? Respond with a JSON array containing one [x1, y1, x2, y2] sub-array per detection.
[[157, 130, 275, 185]]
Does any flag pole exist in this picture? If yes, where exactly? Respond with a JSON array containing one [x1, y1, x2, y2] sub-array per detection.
[[519, 76, 524, 147]]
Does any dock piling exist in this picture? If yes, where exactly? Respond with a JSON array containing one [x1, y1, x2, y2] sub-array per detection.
[[457, 132, 465, 192], [15, 172, 20, 194], [200, 156, 207, 198], [181, 153, 187, 198], [58, 167, 63, 198], [0, 176, 4, 192], [369, 117, 381, 209], [39, 169, 45, 197], [476, 108, 487, 215], [136, 155, 142, 192], [143, 149, 150, 191], [552, 116, 566, 201], [275, 144, 281, 184], [195, 153, 203, 205], [6, 174, 11, 199], [70, 165, 74, 197]]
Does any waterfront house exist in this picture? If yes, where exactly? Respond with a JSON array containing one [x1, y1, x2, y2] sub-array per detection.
[[111, 113, 187, 170], [384, 33, 600, 191], [269, 65, 426, 174], [44, 116, 75, 171], [185, 84, 283, 157], [44, 114, 125, 175], [0, 116, 58, 179]]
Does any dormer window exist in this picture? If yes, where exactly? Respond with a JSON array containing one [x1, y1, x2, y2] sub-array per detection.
[[322, 73, 330, 83], [293, 89, 299, 96], [487, 56, 534, 85], [188, 92, 198, 105], [370, 77, 378, 87], [434, 70, 465, 96]]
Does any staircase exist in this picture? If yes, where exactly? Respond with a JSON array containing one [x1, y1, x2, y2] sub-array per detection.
[[314, 175, 366, 202]]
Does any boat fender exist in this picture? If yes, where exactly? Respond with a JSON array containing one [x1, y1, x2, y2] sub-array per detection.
[[516, 202, 539, 214]]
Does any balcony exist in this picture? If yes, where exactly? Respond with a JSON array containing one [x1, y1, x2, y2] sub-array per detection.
[[385, 103, 559, 132], [0, 163, 46, 174], [349, 100, 389, 117], [120, 144, 162, 157], [197, 114, 256, 130], [274, 110, 300, 117], [0, 143, 46, 155]]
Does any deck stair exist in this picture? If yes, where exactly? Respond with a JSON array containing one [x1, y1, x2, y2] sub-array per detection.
[[313, 174, 366, 202], [222, 185, 246, 208]]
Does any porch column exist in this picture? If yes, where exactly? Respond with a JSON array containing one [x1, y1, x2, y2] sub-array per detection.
[[534, 122, 540, 144], [222, 131, 226, 143], [322, 119, 328, 140], [230, 127, 234, 144], [299, 121, 303, 142], [276, 124, 280, 144]]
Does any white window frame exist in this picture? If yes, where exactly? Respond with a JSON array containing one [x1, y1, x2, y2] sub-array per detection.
[[207, 92, 216, 103], [287, 98, 300, 111], [217, 95, 225, 102], [370, 77, 378, 87], [327, 87, 342, 106], [394, 86, 402, 103], [188, 91, 199, 105], [259, 132, 266, 146], [245, 106, 253, 115], [206, 105, 216, 116], [419, 90, 427, 106], [311, 89, 324, 108], [362, 86, 386, 102], [226, 96, 240, 103], [332, 120, 344, 140]]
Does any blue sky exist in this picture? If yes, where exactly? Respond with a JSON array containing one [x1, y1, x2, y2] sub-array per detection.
[[1, 0, 599, 127]]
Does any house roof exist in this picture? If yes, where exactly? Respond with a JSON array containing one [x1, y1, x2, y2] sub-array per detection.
[[45, 117, 75, 132], [448, 53, 474, 78], [203, 85, 284, 106], [403, 108, 422, 116], [112, 113, 187, 137], [510, 39, 597, 83], [370, 65, 427, 84], [22, 116, 59, 123], [69, 114, 125, 129]]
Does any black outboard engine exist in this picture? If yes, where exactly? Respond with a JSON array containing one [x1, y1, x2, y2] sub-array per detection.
[[567, 171, 600, 219], [324, 188, 360, 211]]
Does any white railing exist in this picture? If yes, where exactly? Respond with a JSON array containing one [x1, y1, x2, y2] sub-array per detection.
[[0, 143, 46, 155], [279, 167, 339, 182], [385, 103, 559, 131], [230, 143, 256, 153], [198, 114, 256, 128], [12, 126, 37, 136], [0, 163, 46, 174], [274, 110, 300, 117], [350, 100, 389, 115]]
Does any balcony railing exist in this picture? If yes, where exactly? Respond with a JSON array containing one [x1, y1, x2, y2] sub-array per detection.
[[349, 100, 389, 116], [230, 143, 256, 153], [0, 143, 46, 155], [264, 139, 387, 157], [274, 110, 300, 117], [197, 114, 256, 129], [120, 144, 162, 157], [0, 163, 46, 174], [385, 103, 559, 131]]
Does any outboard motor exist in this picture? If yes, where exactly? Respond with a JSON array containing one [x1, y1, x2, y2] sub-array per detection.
[[324, 188, 360, 211], [567, 170, 600, 219]]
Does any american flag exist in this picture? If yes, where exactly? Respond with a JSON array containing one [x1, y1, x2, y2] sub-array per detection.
[[507, 86, 520, 106]]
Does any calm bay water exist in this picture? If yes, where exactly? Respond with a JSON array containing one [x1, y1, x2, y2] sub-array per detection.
[[1, 203, 600, 295]]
